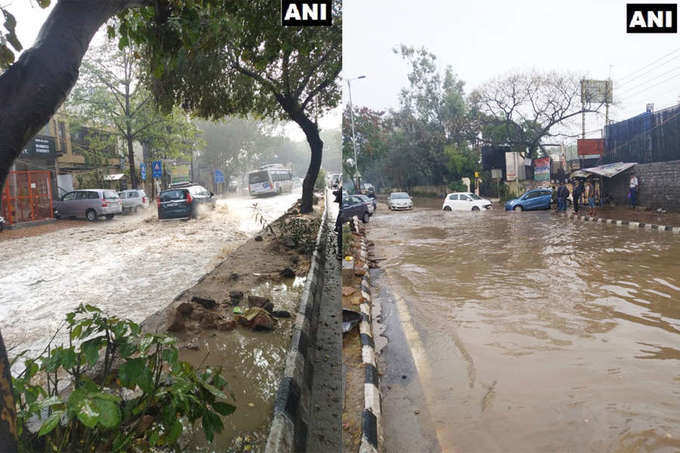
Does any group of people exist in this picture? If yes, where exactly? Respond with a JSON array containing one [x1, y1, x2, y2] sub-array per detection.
[[554, 172, 639, 215], [554, 179, 600, 216]]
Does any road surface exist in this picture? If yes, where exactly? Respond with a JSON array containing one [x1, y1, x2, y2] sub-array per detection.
[[0, 190, 300, 363], [369, 201, 680, 453]]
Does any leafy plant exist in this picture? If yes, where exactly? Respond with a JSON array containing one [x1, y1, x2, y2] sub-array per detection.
[[251, 203, 276, 237], [278, 217, 322, 255], [12, 304, 234, 453]]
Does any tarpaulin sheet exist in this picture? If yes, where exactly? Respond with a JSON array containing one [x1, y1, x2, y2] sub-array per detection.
[[581, 162, 636, 178]]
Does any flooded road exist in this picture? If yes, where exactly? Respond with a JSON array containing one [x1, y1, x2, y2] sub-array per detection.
[[0, 190, 300, 362], [370, 202, 680, 453]]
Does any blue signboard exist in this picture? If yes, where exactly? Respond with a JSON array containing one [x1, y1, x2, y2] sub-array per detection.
[[214, 169, 225, 184], [152, 160, 162, 179], [140, 162, 147, 181]]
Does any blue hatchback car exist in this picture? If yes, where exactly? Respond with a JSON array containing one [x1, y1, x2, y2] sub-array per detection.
[[505, 188, 553, 211]]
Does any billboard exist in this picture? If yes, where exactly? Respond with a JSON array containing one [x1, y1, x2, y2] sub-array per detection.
[[577, 139, 604, 158], [534, 157, 550, 181], [505, 152, 520, 181], [581, 79, 613, 104]]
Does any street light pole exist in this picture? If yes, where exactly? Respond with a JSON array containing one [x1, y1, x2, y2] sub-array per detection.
[[346, 75, 365, 193]]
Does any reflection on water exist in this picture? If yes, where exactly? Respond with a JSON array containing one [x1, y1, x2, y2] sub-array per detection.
[[179, 277, 304, 452], [373, 207, 680, 452]]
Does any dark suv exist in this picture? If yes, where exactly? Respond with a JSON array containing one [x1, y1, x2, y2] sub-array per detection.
[[339, 194, 371, 224], [157, 184, 215, 219]]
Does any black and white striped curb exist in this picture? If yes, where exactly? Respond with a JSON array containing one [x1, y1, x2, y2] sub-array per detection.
[[566, 212, 680, 232], [353, 217, 382, 453], [265, 196, 329, 453]]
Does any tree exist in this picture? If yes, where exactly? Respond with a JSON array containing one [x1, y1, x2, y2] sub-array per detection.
[[470, 71, 605, 157], [118, 0, 342, 212], [64, 41, 199, 188]]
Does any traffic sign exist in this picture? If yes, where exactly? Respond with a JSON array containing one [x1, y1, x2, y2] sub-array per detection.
[[140, 162, 147, 180], [214, 169, 225, 184], [152, 160, 162, 179]]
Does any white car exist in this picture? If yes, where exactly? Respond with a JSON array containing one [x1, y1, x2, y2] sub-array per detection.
[[388, 192, 413, 210], [442, 192, 492, 211]]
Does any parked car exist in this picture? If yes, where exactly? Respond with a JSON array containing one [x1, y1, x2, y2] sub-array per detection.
[[388, 192, 413, 210], [157, 184, 216, 220], [354, 194, 375, 215], [54, 189, 123, 221], [118, 189, 149, 214], [505, 188, 553, 211], [442, 192, 492, 211], [340, 194, 371, 224]]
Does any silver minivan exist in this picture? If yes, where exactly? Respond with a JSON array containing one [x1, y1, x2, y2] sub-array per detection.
[[53, 189, 123, 221], [118, 189, 149, 214]]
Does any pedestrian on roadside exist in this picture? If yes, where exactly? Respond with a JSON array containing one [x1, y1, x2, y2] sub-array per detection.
[[333, 187, 343, 260], [557, 182, 569, 212], [629, 171, 639, 208], [572, 180, 583, 213], [585, 180, 595, 216]]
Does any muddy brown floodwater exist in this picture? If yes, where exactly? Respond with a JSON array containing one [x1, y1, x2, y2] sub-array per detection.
[[370, 201, 680, 453]]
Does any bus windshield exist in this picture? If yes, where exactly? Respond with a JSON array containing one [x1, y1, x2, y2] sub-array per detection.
[[249, 171, 270, 184]]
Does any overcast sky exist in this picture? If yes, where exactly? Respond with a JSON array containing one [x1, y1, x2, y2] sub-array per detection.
[[343, 0, 680, 141]]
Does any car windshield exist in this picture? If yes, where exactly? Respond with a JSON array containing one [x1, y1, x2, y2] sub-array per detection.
[[468, 193, 481, 200], [391, 193, 409, 199], [248, 171, 269, 184], [160, 190, 186, 201]]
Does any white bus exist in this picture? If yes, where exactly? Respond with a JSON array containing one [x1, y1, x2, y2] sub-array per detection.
[[248, 164, 294, 196]]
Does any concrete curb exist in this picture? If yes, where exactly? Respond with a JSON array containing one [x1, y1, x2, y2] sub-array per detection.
[[565, 211, 680, 233], [353, 217, 382, 453], [265, 195, 329, 453]]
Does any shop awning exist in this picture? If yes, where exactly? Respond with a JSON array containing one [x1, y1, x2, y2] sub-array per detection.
[[103, 173, 125, 181], [582, 162, 636, 178], [570, 170, 590, 178]]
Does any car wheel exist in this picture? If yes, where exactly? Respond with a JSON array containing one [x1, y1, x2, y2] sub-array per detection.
[[86, 209, 97, 222], [443, 206, 452, 211], [472, 206, 480, 212], [513, 205, 523, 212], [105, 214, 114, 220], [362, 212, 370, 223]]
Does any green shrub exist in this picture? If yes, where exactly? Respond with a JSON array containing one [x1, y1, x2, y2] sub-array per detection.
[[12, 304, 234, 453], [448, 181, 467, 193]]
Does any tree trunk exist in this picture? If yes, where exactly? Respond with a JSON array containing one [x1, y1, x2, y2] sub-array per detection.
[[290, 111, 323, 214], [0, 2, 148, 450], [0, 329, 17, 453], [127, 134, 137, 189]]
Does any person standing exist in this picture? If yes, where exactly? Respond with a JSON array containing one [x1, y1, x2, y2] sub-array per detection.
[[585, 180, 595, 216], [573, 180, 583, 213], [629, 172, 639, 208], [557, 182, 569, 212]]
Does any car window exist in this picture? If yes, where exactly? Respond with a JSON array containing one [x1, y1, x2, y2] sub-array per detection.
[[103, 191, 119, 200], [460, 194, 470, 201], [128, 191, 139, 198], [118, 192, 125, 198], [75, 191, 89, 200], [524, 192, 538, 199], [448, 194, 458, 200], [160, 190, 186, 201], [189, 186, 210, 196], [62, 192, 77, 201], [469, 194, 481, 200]]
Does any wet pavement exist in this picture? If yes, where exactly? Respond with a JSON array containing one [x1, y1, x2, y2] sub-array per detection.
[[0, 190, 300, 362], [369, 201, 680, 453]]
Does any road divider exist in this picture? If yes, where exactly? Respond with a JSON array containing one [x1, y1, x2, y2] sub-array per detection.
[[265, 194, 329, 453]]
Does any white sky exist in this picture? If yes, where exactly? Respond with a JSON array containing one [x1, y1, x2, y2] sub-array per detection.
[[343, 0, 680, 142], [3, 0, 339, 142]]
